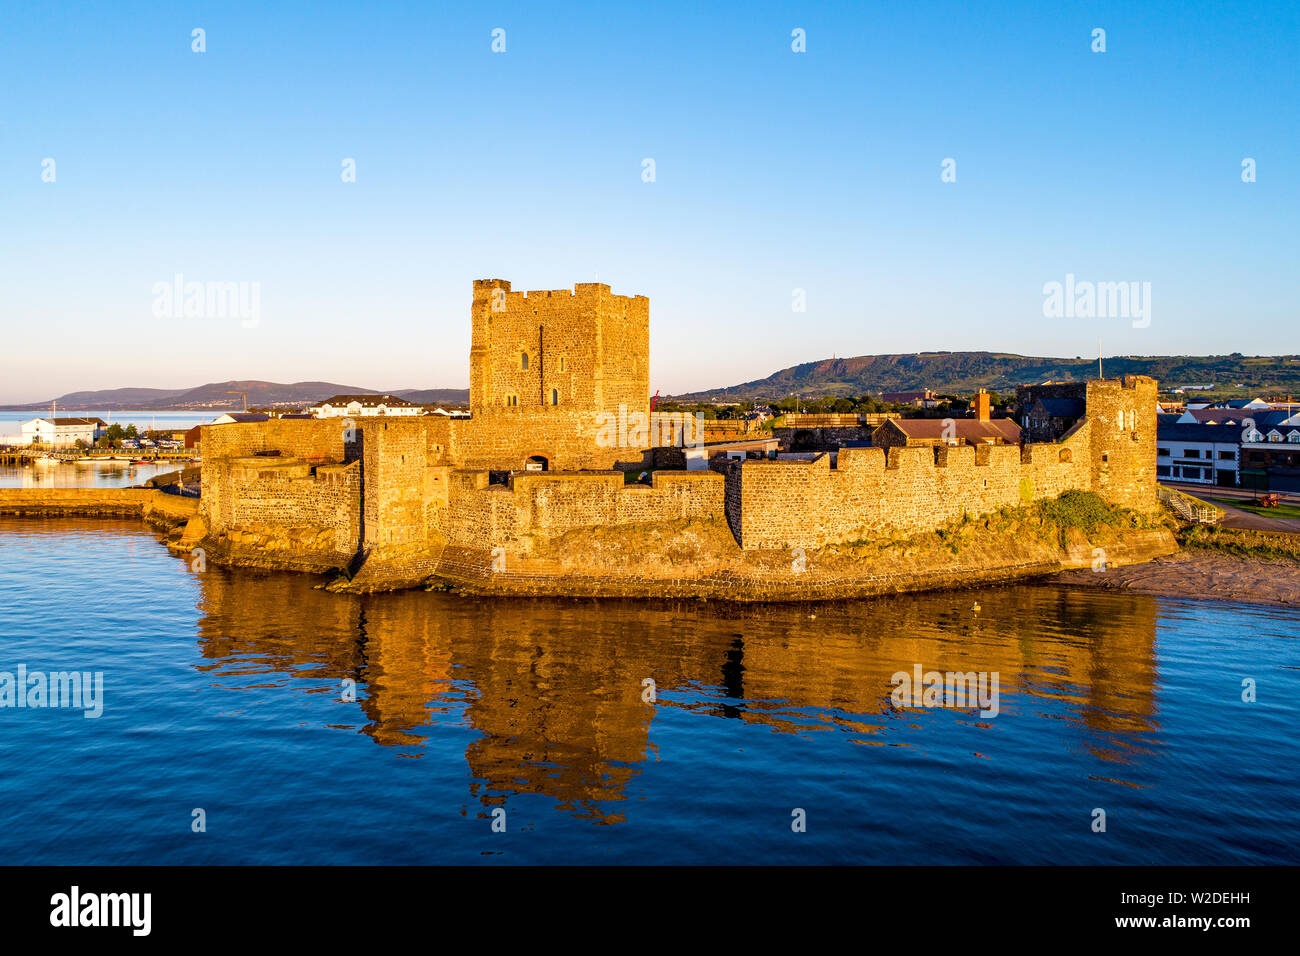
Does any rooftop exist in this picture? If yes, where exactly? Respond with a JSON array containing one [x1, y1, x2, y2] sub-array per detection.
[[886, 419, 1022, 442], [26, 417, 108, 426], [313, 394, 421, 407]]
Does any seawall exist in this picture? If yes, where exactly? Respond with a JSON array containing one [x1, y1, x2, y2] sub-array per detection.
[[0, 487, 1179, 600], [0, 488, 200, 533], [410, 525, 1177, 601]]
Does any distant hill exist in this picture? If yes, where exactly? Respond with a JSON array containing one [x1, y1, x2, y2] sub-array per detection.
[[10, 352, 1299, 412], [388, 388, 472, 406], [1, 380, 470, 412], [19, 386, 193, 408], [671, 352, 1300, 402]]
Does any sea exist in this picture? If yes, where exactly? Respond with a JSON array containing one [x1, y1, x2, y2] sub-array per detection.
[[0, 410, 207, 445], [0, 515, 1295, 865]]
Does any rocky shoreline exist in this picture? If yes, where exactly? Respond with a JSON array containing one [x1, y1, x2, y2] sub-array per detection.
[[1054, 550, 1300, 608]]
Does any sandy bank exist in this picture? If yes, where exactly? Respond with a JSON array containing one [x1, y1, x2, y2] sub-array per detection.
[[1054, 550, 1300, 608]]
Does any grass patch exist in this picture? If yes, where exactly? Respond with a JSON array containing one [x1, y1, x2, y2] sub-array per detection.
[[836, 490, 1154, 558], [1180, 524, 1300, 561], [1208, 496, 1300, 520], [1173, 489, 1224, 513], [1034, 489, 1146, 548]]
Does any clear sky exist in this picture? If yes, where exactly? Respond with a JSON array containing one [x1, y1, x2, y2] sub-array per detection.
[[1, 1, 1296, 402]]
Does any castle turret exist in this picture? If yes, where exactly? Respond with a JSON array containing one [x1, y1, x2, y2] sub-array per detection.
[[470, 279, 512, 410]]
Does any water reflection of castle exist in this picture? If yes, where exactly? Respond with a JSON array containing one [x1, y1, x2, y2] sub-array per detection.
[[193, 569, 1160, 822]]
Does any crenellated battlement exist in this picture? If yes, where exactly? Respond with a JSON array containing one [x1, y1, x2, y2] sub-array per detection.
[[471, 279, 645, 304], [193, 278, 1160, 589], [466, 279, 650, 462]]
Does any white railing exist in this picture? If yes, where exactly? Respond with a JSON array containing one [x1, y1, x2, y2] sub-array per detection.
[[1158, 485, 1221, 524]]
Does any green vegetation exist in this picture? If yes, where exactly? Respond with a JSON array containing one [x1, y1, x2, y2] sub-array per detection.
[[1175, 489, 1223, 510], [766, 394, 898, 415], [672, 350, 1300, 404], [1036, 490, 1147, 548], [835, 490, 1155, 558], [1180, 525, 1300, 561], [657, 391, 1005, 418], [1208, 496, 1300, 520], [654, 401, 745, 420], [93, 423, 141, 450]]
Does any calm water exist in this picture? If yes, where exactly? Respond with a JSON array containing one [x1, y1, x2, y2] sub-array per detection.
[[0, 410, 206, 437], [0, 462, 182, 489], [0, 410, 207, 452], [0, 516, 1296, 865]]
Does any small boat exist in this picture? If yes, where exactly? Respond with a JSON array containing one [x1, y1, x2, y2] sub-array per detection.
[[34, 454, 61, 466]]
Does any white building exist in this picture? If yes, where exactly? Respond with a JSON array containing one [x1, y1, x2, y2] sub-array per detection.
[[21, 417, 107, 447], [1156, 422, 1241, 486], [683, 438, 780, 470], [308, 394, 425, 419]]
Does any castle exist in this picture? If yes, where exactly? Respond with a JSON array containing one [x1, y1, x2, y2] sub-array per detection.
[[191, 280, 1164, 595]]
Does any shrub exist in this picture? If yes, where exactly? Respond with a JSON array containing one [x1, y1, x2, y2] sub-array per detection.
[[1035, 490, 1132, 548]]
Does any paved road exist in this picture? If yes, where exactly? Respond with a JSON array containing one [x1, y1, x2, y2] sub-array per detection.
[[1160, 481, 1300, 533], [1213, 501, 1300, 533], [1164, 480, 1300, 506]]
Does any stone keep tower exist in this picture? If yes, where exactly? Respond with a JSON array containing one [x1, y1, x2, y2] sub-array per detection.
[[462, 279, 650, 470], [1084, 375, 1158, 511]]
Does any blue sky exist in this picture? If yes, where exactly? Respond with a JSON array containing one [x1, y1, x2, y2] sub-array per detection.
[[1, 0, 1296, 402]]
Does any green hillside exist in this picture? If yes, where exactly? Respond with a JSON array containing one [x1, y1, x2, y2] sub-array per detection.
[[673, 352, 1300, 403]]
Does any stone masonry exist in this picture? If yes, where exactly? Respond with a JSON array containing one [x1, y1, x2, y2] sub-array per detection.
[[195, 280, 1161, 588]]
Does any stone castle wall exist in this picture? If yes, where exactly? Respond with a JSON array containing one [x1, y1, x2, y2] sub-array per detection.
[[725, 377, 1154, 550], [445, 411, 643, 472], [726, 434, 1091, 550], [196, 376, 1155, 573], [199, 418, 354, 464], [439, 469, 724, 550], [357, 418, 450, 549], [210, 458, 362, 561], [199, 419, 362, 565], [191, 276, 1158, 590]]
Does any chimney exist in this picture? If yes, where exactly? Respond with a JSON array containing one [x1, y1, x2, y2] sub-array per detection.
[[974, 389, 991, 422]]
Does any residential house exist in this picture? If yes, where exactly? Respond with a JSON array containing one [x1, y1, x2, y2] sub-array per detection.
[[308, 394, 425, 419], [1239, 415, 1300, 492], [1020, 397, 1085, 443]]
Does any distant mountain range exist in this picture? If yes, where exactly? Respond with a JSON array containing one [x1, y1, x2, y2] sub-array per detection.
[[671, 352, 1300, 402], [7, 351, 1300, 412], [0, 380, 470, 412]]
